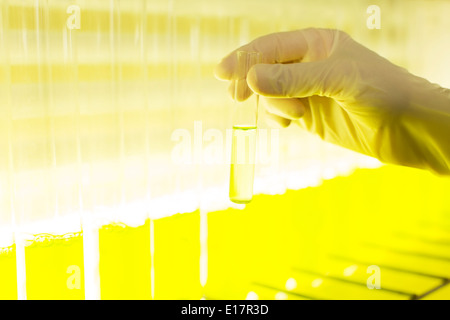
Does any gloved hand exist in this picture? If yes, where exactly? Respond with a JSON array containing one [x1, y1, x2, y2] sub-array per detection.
[[215, 28, 450, 175]]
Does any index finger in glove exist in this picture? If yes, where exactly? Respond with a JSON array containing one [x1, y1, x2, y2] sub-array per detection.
[[214, 29, 309, 81]]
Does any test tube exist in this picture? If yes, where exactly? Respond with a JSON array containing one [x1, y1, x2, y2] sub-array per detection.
[[229, 51, 262, 204]]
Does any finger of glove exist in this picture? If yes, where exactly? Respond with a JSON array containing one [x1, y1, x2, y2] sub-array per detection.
[[214, 29, 309, 81], [260, 97, 306, 120], [263, 109, 292, 128], [247, 61, 330, 99]]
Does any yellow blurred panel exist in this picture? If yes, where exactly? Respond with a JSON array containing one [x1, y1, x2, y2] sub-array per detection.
[[334, 244, 450, 280], [222, 165, 450, 300], [422, 283, 450, 300], [99, 220, 151, 300], [7, 6, 169, 35], [246, 284, 309, 300], [288, 270, 408, 300], [206, 194, 295, 299], [0, 245, 18, 300], [153, 211, 202, 300], [205, 207, 254, 299], [283, 165, 450, 298], [25, 232, 84, 300], [301, 258, 442, 298], [10, 64, 154, 83], [364, 235, 450, 262]]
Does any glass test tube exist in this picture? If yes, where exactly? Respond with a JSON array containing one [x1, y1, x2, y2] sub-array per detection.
[[229, 51, 262, 204]]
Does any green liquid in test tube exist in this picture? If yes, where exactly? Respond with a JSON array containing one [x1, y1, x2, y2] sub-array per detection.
[[229, 51, 262, 204]]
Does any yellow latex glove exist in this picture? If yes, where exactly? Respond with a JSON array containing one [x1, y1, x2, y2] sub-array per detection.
[[215, 28, 450, 175]]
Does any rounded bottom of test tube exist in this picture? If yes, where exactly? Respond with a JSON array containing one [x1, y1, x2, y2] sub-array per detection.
[[230, 197, 252, 204]]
